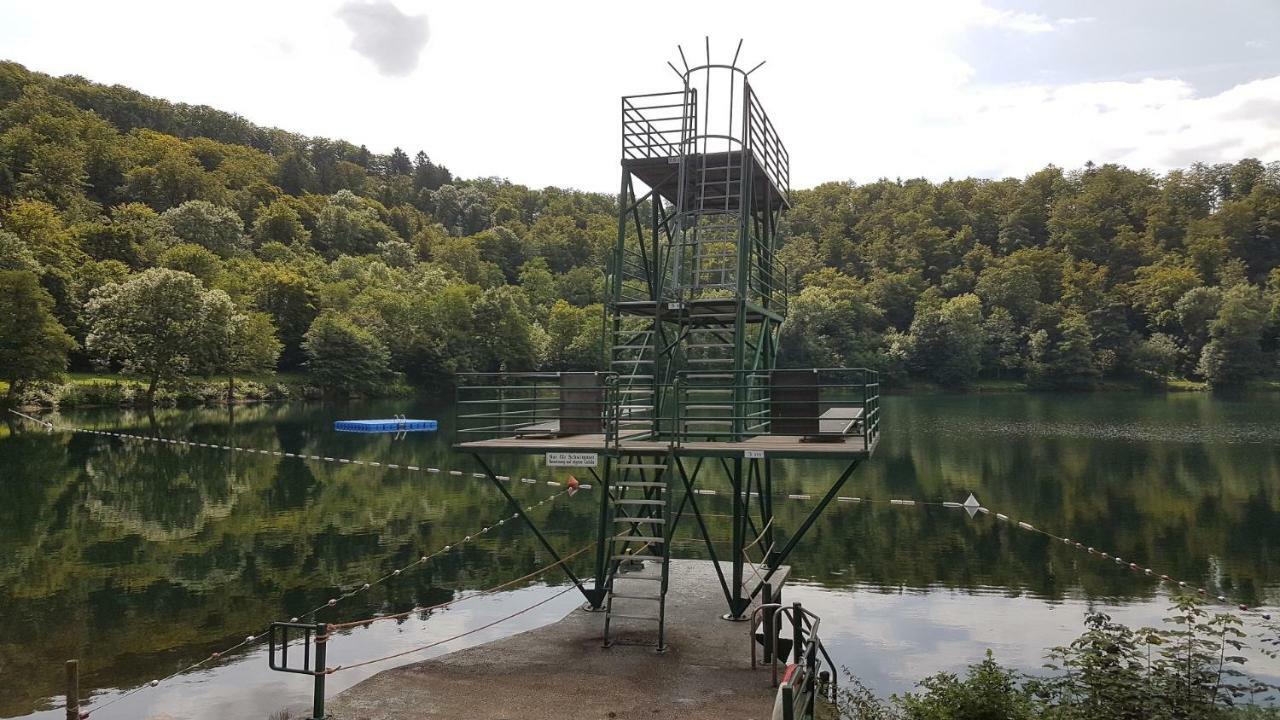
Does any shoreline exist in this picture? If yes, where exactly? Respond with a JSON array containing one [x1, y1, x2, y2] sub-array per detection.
[[6, 373, 1277, 412]]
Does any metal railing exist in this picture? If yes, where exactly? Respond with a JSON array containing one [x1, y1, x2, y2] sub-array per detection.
[[454, 372, 619, 445], [621, 91, 697, 161], [745, 86, 790, 199], [674, 368, 880, 445], [609, 241, 675, 305], [620, 84, 788, 201], [268, 622, 328, 720], [750, 602, 835, 720], [453, 367, 879, 451]]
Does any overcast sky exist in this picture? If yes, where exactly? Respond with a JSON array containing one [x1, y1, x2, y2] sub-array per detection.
[[1, 0, 1277, 192]]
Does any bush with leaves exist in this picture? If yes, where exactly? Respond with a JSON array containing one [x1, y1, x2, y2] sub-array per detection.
[[836, 598, 1277, 720], [301, 310, 392, 395]]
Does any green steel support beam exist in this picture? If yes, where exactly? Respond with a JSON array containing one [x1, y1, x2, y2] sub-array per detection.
[[763, 458, 776, 564], [472, 455, 598, 607], [674, 456, 734, 607], [728, 456, 749, 618], [591, 457, 612, 608], [667, 454, 702, 535], [755, 459, 862, 597], [611, 173, 630, 309]]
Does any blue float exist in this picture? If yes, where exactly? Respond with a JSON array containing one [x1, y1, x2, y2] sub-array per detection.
[[334, 418, 438, 433]]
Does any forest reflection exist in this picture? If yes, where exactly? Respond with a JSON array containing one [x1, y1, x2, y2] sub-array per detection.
[[2, 392, 1278, 717]]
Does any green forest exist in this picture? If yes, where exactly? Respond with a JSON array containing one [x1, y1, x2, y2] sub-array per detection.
[[1, 59, 1278, 404]]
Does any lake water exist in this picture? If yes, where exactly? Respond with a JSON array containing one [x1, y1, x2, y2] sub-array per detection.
[[3, 392, 1280, 718]]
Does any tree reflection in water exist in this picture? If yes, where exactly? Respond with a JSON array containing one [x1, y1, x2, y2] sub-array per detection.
[[2, 392, 1279, 717]]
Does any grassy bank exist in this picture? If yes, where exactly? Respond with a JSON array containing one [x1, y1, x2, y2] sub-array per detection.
[[884, 377, 1148, 394], [8, 372, 1275, 410], [885, 375, 1280, 395], [3, 372, 413, 409]]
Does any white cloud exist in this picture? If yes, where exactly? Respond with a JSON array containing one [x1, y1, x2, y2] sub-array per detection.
[[0, 0, 1273, 191], [974, 7, 1058, 33], [824, 74, 1280, 184], [335, 0, 429, 77]]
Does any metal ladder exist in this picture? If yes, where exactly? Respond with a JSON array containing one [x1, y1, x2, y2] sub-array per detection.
[[677, 151, 745, 443], [681, 310, 738, 440], [610, 323, 657, 439], [603, 454, 671, 650]]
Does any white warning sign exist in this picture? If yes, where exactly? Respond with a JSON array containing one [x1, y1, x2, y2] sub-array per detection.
[[546, 452, 599, 467]]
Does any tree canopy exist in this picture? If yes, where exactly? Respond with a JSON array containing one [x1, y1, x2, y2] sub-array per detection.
[[0, 59, 1276, 398], [0, 269, 75, 399]]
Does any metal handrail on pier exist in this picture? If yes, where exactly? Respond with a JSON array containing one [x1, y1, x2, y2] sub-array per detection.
[[750, 602, 835, 720]]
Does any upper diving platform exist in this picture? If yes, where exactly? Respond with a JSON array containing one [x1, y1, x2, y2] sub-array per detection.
[[620, 59, 790, 213]]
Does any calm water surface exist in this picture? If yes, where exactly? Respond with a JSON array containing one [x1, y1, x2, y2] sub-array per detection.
[[3, 392, 1280, 718]]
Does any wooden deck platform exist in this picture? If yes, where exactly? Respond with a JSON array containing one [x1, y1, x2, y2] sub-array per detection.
[[613, 297, 785, 324], [454, 432, 876, 459]]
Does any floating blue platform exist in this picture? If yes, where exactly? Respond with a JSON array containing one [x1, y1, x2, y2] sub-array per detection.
[[334, 419, 438, 433]]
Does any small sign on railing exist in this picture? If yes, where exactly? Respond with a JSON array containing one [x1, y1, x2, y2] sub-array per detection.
[[744, 450, 766, 459], [546, 452, 599, 467]]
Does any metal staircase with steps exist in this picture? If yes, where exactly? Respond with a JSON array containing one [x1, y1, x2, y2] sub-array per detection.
[[610, 324, 658, 439], [603, 455, 672, 650], [680, 312, 738, 439]]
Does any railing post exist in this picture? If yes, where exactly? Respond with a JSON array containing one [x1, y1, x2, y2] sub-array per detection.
[[792, 602, 803, 664], [311, 622, 327, 720], [671, 376, 682, 447], [861, 370, 868, 442], [64, 660, 79, 720], [762, 583, 775, 664], [497, 383, 505, 437]]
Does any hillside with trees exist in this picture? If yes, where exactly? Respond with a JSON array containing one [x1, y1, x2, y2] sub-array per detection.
[[0, 59, 1277, 403]]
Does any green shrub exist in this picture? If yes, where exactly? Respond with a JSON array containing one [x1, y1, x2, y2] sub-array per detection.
[[837, 598, 1280, 720], [56, 381, 136, 407]]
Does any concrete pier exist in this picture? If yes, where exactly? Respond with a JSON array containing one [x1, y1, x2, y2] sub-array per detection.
[[329, 559, 791, 720]]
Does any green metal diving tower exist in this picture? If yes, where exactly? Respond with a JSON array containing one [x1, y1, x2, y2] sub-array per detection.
[[454, 41, 879, 653]]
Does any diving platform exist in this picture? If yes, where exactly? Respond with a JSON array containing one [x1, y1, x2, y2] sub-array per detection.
[[453, 368, 881, 460], [613, 297, 786, 324], [621, 150, 789, 212], [456, 432, 877, 459], [327, 560, 796, 720]]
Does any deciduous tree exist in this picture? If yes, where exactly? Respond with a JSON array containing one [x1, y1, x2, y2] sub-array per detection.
[[1198, 283, 1268, 388], [84, 268, 227, 401], [302, 311, 391, 395], [0, 270, 75, 401]]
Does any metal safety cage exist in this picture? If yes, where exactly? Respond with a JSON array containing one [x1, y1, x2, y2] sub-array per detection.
[[671, 228, 788, 312], [673, 368, 880, 444], [454, 372, 620, 445]]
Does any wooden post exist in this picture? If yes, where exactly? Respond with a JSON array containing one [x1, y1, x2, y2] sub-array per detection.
[[65, 660, 79, 720]]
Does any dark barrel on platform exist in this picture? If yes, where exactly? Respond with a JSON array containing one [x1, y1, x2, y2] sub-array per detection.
[[770, 369, 820, 436], [559, 372, 605, 435]]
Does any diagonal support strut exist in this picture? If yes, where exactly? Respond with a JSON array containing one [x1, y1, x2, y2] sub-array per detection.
[[472, 455, 600, 607]]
